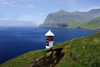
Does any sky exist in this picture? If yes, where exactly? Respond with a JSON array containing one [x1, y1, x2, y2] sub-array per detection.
[[0, 0, 100, 27]]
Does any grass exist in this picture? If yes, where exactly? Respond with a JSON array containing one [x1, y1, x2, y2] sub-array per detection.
[[55, 32, 100, 67], [0, 49, 49, 67], [40, 10, 100, 29], [79, 16, 100, 29], [1, 32, 100, 67], [40, 10, 89, 28]]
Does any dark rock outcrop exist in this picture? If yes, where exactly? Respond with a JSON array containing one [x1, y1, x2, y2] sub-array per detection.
[[29, 47, 64, 67], [77, 26, 81, 29], [77, 26, 96, 30], [97, 28, 100, 31], [57, 23, 68, 28]]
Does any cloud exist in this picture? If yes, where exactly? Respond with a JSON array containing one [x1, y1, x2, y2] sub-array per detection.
[[87, 6, 100, 11], [3, 1, 16, 6], [21, 4, 34, 8], [36, 21, 44, 26], [40, 13, 45, 15], [16, 15, 35, 21], [0, 14, 4, 18], [60, 0, 100, 12], [25, 15, 29, 18], [79, 6, 100, 12], [0, 21, 37, 27], [63, 0, 80, 7], [1, 1, 34, 8]]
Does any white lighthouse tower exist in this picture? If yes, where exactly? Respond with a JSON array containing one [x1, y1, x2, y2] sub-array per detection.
[[45, 29, 54, 49]]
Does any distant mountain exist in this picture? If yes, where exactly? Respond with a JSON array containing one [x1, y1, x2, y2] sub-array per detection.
[[40, 9, 100, 28], [79, 16, 100, 29]]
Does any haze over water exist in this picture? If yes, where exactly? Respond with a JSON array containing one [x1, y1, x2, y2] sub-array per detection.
[[0, 27, 98, 64]]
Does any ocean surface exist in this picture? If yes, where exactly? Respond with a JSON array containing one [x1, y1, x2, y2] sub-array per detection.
[[0, 27, 98, 64]]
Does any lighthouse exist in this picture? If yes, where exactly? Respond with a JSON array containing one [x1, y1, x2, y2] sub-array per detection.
[[45, 29, 54, 49]]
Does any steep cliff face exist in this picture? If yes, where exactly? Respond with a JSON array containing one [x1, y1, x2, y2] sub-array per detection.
[[40, 9, 100, 28]]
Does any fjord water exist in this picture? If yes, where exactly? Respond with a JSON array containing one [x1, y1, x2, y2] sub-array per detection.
[[0, 27, 98, 64]]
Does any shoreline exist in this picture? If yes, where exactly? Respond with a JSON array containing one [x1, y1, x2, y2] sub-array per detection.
[[76, 27, 100, 31], [39, 26, 100, 31]]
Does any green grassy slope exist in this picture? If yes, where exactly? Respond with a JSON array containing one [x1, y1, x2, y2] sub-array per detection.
[[40, 9, 100, 28], [56, 32, 100, 67], [40, 10, 88, 28], [0, 49, 49, 67], [1, 32, 100, 67], [79, 16, 100, 29]]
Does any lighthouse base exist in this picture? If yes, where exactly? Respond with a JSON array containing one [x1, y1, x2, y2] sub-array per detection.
[[46, 41, 53, 49], [46, 46, 51, 49]]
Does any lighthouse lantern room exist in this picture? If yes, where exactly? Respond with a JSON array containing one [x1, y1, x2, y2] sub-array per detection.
[[45, 29, 54, 49]]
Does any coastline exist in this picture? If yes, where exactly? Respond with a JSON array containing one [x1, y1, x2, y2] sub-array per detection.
[[1, 32, 100, 67], [39, 26, 100, 31]]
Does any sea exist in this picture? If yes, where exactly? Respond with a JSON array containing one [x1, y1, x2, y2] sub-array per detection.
[[0, 27, 98, 64]]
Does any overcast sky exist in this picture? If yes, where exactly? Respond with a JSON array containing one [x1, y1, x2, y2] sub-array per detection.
[[0, 0, 100, 27]]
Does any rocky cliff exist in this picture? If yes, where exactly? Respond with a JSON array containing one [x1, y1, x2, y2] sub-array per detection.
[[29, 47, 64, 67], [40, 9, 100, 28]]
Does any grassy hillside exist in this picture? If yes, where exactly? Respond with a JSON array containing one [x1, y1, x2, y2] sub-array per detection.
[[0, 49, 48, 67], [55, 32, 100, 67], [1, 32, 100, 67], [40, 10, 88, 28], [79, 16, 100, 29], [40, 9, 100, 28]]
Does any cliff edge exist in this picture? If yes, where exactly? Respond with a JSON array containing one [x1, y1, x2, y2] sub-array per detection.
[[1, 32, 100, 67]]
